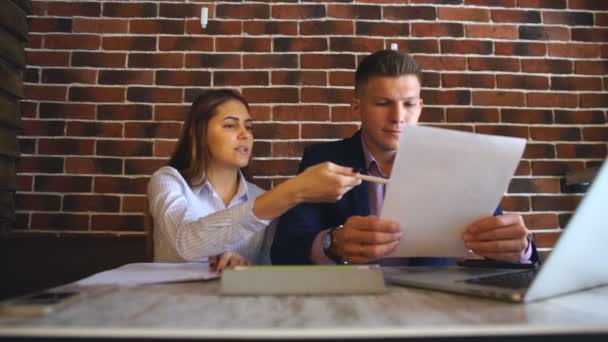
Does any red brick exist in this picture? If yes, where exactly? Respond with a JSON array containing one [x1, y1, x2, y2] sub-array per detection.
[[530, 127, 581, 141], [527, 93, 578, 108], [97, 140, 152, 157], [47, 1, 100, 16], [24, 85, 67, 101], [523, 143, 555, 158], [91, 215, 144, 231], [440, 40, 492, 55], [41, 69, 96, 84], [523, 213, 559, 230], [26, 34, 43, 49], [415, 56, 466, 71], [17, 156, 63, 174], [38, 138, 94, 155], [21, 119, 65, 136], [472, 91, 525, 106], [98, 105, 152, 121], [127, 87, 182, 103], [31, 213, 89, 231], [491, 9, 541, 23], [500, 196, 530, 212], [327, 5, 381, 19], [302, 124, 359, 139], [19, 138, 35, 154], [216, 4, 269, 19], [519, 26, 570, 41], [245, 21, 298, 35], [209, 71, 267, 87], [158, 3, 201, 18], [556, 143, 607, 158], [130, 19, 185, 34], [154, 140, 176, 157], [158, 36, 213, 52], [252, 141, 271, 158], [495, 42, 546, 56], [102, 37, 157, 51], [501, 109, 552, 124], [251, 106, 271, 122], [243, 54, 297, 69], [300, 21, 353, 36], [466, 25, 518, 39], [555, 110, 606, 125], [548, 43, 601, 58], [580, 93, 608, 108], [522, 59, 572, 74], [125, 159, 168, 175], [301, 87, 352, 104], [475, 125, 529, 139], [551, 77, 602, 91], [273, 105, 330, 121], [518, 0, 566, 8], [186, 20, 241, 35], [252, 123, 299, 139], [508, 178, 561, 193], [99, 70, 154, 86], [29, 18, 73, 33], [273, 141, 315, 158], [94, 176, 149, 194], [125, 122, 182, 139], [329, 71, 353, 87], [103, 2, 157, 17], [419, 107, 445, 123], [128, 53, 183, 69], [386, 39, 439, 54], [532, 232, 561, 249], [248, 159, 300, 176], [301, 54, 356, 69], [35, 175, 92, 193], [597, 13, 608, 26], [275, 38, 327, 52], [468, 57, 519, 72], [242, 88, 299, 104], [63, 195, 120, 212], [583, 127, 608, 141], [272, 4, 325, 19], [332, 106, 357, 122], [329, 37, 383, 52], [123, 196, 147, 213], [575, 61, 608, 75], [38, 103, 94, 120], [569, 0, 608, 10], [154, 105, 189, 122], [532, 161, 585, 176], [187, 54, 241, 69], [216, 38, 271, 52], [532, 196, 582, 211], [383, 6, 436, 20], [273, 71, 326, 86], [26, 51, 70, 67], [421, 90, 471, 105], [515, 161, 531, 176], [17, 175, 33, 192], [412, 23, 464, 37], [65, 157, 122, 175], [496, 75, 548, 90], [438, 7, 489, 21], [73, 18, 128, 33], [44, 34, 100, 50], [155, 71, 210, 87], [69, 54, 126, 71], [572, 28, 608, 43], [69, 87, 125, 103], [66, 122, 122, 138], [543, 11, 594, 26], [446, 108, 499, 122], [356, 22, 409, 36]]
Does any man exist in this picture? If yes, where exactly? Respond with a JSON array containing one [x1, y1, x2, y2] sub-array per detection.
[[271, 50, 538, 266]]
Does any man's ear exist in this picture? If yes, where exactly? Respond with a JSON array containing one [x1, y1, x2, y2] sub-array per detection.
[[351, 97, 361, 120]]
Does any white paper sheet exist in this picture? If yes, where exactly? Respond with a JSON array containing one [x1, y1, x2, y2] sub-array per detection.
[[75, 262, 219, 286], [381, 125, 526, 257]]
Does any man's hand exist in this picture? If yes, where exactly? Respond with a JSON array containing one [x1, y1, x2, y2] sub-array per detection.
[[463, 214, 530, 263], [335, 215, 402, 264], [209, 252, 250, 272]]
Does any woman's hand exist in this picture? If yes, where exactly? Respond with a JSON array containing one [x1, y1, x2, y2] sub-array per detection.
[[209, 252, 251, 272], [287, 162, 362, 203]]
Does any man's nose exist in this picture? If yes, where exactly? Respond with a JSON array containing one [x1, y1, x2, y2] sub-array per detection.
[[390, 103, 406, 122]]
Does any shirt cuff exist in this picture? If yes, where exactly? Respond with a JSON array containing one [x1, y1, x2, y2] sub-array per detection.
[[520, 235, 533, 264]]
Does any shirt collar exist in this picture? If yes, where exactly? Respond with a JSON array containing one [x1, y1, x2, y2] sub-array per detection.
[[192, 170, 250, 204], [360, 133, 387, 178]]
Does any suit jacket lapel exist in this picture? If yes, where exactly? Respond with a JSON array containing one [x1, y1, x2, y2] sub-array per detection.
[[342, 130, 370, 217]]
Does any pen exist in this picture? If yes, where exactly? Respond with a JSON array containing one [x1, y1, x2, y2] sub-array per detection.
[[356, 174, 390, 184]]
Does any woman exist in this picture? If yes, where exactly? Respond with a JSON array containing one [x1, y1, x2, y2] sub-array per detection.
[[147, 89, 361, 271]]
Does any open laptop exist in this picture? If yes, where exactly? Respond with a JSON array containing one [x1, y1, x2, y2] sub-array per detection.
[[384, 159, 608, 303]]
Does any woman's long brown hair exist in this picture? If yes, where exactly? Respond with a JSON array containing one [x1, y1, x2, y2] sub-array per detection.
[[168, 89, 250, 187]]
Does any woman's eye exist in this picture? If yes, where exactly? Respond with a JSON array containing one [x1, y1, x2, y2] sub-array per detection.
[[245, 125, 253, 131], [224, 124, 236, 128]]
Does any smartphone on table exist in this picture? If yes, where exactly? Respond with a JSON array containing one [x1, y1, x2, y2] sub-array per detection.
[[0, 290, 80, 316]]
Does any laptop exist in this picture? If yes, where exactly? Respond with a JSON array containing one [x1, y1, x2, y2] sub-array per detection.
[[384, 159, 608, 303]]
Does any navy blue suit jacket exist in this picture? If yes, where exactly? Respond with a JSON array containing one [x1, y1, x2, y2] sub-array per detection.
[[271, 130, 539, 265]]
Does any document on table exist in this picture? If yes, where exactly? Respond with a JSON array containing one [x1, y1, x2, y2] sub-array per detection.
[[381, 125, 526, 258], [75, 262, 219, 286]]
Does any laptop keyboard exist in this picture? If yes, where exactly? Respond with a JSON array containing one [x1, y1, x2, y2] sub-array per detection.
[[465, 270, 538, 289]]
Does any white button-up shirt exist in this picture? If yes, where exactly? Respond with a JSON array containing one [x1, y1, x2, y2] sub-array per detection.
[[147, 166, 274, 264]]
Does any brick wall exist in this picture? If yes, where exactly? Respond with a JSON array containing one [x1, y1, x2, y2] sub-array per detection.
[[18, 0, 608, 256]]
